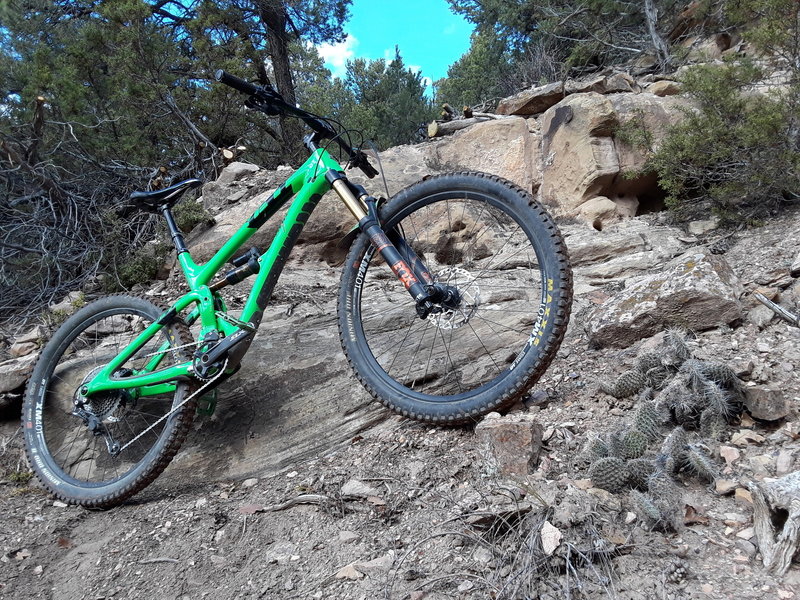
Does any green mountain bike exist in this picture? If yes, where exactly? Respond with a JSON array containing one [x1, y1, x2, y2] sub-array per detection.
[[22, 70, 573, 507]]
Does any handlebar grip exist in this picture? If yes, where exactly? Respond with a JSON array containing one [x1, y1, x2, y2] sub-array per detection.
[[214, 69, 260, 96]]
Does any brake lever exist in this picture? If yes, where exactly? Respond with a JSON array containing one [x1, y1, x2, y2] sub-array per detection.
[[348, 149, 379, 179], [244, 96, 281, 117]]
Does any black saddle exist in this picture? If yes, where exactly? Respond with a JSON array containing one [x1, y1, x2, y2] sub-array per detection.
[[130, 178, 204, 212]]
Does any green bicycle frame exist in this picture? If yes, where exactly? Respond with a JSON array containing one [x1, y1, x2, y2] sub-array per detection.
[[82, 148, 348, 398]]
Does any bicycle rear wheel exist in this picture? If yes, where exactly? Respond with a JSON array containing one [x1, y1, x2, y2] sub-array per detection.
[[22, 294, 195, 507], [338, 172, 572, 423]]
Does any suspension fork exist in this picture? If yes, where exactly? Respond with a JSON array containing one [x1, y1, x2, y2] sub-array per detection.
[[328, 171, 455, 318]]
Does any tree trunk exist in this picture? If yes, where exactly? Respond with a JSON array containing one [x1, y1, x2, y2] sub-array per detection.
[[427, 115, 508, 138], [257, 1, 303, 163], [643, 0, 671, 69]]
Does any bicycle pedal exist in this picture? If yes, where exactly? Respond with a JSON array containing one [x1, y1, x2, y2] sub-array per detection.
[[196, 389, 218, 416]]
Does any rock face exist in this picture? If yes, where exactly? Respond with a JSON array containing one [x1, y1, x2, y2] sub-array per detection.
[[539, 92, 688, 226], [430, 117, 540, 192], [586, 250, 743, 348]]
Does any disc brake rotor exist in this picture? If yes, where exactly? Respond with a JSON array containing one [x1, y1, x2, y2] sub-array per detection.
[[427, 267, 481, 330]]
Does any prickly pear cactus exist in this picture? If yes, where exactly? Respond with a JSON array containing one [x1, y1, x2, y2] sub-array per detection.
[[583, 435, 610, 462], [699, 407, 728, 441], [630, 489, 663, 528], [660, 426, 688, 475], [647, 470, 682, 531], [588, 456, 629, 493], [685, 444, 717, 482], [622, 429, 649, 459], [600, 369, 648, 399], [627, 458, 657, 491], [633, 400, 662, 441]]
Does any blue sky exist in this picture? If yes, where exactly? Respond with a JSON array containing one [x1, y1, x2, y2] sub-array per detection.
[[318, 0, 475, 88]]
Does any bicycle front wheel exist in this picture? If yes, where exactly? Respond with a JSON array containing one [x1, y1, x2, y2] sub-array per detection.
[[22, 294, 195, 508], [338, 172, 572, 424]]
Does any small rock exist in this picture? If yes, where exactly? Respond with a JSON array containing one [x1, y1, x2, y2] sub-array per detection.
[[209, 555, 227, 568], [457, 581, 474, 592], [53, 500, 68, 508], [195, 498, 208, 509], [473, 547, 493, 564], [749, 455, 773, 476], [474, 413, 543, 476], [715, 479, 738, 495], [744, 385, 790, 421], [354, 552, 394, 573], [736, 527, 755, 540], [625, 511, 637, 524], [33, 565, 43, 575], [587, 487, 622, 512], [719, 446, 741, 465], [334, 564, 364, 580], [735, 488, 754, 504], [338, 531, 360, 544], [540, 521, 562, 556], [48, 291, 84, 315], [687, 217, 719, 235], [735, 539, 757, 557], [0, 354, 37, 394], [748, 304, 775, 329], [790, 251, 800, 277], [9, 341, 38, 358], [14, 325, 46, 345], [242, 478, 259, 488], [776, 450, 794, 476], [649, 80, 682, 96], [341, 479, 380, 498]]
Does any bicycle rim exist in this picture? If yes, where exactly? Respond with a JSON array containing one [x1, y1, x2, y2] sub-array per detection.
[[353, 191, 547, 400], [35, 307, 187, 487]]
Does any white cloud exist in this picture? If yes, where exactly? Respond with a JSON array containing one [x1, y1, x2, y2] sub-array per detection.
[[318, 35, 358, 79], [409, 64, 421, 74]]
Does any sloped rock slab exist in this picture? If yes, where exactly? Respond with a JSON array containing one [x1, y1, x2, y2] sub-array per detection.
[[586, 250, 743, 348]]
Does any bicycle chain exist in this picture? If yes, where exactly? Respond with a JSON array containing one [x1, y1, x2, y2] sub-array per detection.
[[115, 357, 228, 454]]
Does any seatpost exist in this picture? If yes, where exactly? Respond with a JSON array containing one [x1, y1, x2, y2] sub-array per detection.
[[161, 205, 188, 254]]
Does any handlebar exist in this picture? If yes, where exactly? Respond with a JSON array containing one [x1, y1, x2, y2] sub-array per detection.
[[214, 69, 378, 179], [214, 69, 261, 96]]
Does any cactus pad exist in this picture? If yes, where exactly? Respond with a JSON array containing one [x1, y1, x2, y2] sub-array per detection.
[[601, 369, 648, 399], [627, 458, 657, 490], [589, 456, 629, 493], [622, 429, 649, 459]]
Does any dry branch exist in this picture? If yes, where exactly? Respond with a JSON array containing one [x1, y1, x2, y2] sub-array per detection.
[[749, 472, 800, 576]]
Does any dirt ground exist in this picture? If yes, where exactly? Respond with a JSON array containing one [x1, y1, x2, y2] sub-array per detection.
[[2, 212, 800, 600]]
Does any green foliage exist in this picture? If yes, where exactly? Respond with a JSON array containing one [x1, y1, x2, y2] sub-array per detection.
[[645, 1, 800, 222], [117, 241, 171, 289], [173, 199, 212, 234], [339, 49, 436, 150], [435, 31, 512, 109]]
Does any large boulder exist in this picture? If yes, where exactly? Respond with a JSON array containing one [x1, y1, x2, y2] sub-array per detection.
[[539, 92, 689, 226], [497, 81, 564, 116], [540, 93, 619, 216], [0, 353, 37, 393], [586, 249, 743, 348], [430, 117, 540, 193]]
